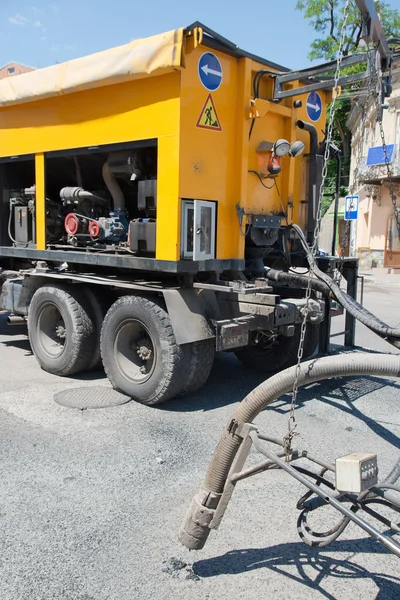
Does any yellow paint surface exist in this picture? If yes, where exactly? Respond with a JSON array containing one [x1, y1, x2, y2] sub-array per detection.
[[0, 29, 329, 264], [35, 153, 46, 250]]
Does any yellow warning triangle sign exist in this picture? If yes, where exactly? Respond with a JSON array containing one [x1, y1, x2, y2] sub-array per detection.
[[196, 94, 222, 131]]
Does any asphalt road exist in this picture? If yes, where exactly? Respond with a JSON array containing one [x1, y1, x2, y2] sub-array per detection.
[[1, 272, 400, 599]]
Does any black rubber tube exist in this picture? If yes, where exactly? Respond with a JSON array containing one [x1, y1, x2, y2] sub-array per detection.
[[179, 353, 400, 550], [265, 268, 330, 295], [291, 224, 400, 348]]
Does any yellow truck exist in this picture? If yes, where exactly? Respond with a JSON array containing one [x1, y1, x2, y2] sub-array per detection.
[[0, 22, 348, 404]]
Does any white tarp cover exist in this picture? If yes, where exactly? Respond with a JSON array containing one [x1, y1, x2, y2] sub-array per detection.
[[0, 28, 184, 107]]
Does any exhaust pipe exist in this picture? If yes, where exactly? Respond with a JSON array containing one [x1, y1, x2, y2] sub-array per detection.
[[7, 315, 26, 325], [296, 119, 320, 243], [296, 119, 318, 155]]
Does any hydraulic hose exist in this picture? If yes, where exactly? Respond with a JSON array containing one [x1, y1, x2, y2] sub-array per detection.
[[179, 352, 400, 550], [291, 224, 400, 349], [265, 267, 394, 345], [265, 267, 330, 296]]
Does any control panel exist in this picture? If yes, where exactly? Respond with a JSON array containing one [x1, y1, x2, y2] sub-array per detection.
[[336, 452, 378, 493]]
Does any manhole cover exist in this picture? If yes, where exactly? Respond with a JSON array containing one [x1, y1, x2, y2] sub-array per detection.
[[54, 386, 131, 409]]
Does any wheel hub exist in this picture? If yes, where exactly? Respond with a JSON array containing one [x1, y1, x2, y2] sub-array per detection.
[[115, 320, 156, 384], [37, 303, 67, 358], [55, 324, 66, 339]]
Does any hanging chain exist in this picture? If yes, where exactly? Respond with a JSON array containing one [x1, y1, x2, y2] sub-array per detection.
[[336, 17, 375, 282], [377, 111, 399, 240], [283, 0, 351, 457]]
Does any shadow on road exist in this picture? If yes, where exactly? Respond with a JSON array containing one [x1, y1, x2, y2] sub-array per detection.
[[193, 539, 400, 599], [0, 312, 32, 354], [161, 353, 267, 412], [267, 375, 400, 449]]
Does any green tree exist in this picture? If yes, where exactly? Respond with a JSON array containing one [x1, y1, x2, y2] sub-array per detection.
[[296, 0, 400, 210], [296, 0, 400, 61]]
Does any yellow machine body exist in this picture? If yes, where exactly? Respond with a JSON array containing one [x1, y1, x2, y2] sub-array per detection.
[[0, 25, 328, 264]]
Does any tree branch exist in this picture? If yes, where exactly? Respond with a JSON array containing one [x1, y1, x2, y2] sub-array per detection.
[[329, 0, 338, 41], [353, 23, 363, 51]]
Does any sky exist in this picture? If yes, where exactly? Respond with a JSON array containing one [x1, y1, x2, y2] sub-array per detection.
[[0, 0, 319, 70], [1, 1, 398, 72]]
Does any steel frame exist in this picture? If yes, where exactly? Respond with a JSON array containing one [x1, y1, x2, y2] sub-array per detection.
[[210, 422, 400, 558]]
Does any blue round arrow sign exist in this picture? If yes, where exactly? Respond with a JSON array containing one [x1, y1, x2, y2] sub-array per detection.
[[198, 52, 223, 92], [306, 91, 322, 122]]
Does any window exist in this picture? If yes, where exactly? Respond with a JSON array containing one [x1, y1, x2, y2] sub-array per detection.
[[7, 67, 15, 75]]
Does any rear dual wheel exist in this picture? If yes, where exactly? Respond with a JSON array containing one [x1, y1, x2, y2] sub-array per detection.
[[28, 284, 98, 376], [100, 296, 215, 405]]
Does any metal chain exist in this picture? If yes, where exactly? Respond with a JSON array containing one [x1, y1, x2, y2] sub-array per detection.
[[335, 18, 376, 282], [377, 117, 399, 239], [283, 0, 351, 457], [365, 38, 400, 246]]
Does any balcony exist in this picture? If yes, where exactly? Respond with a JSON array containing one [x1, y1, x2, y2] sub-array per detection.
[[357, 145, 400, 185]]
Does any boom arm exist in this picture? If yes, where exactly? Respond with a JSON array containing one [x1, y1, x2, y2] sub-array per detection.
[[273, 0, 394, 101]]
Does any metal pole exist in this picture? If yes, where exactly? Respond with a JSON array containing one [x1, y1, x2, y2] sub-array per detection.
[[331, 154, 341, 256], [344, 262, 358, 347]]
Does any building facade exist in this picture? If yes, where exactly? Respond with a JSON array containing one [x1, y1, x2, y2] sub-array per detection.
[[347, 62, 400, 269], [0, 63, 34, 80]]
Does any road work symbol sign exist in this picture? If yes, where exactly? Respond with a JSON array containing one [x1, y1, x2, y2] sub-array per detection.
[[196, 94, 222, 131], [198, 52, 223, 91], [306, 91, 322, 122], [344, 195, 359, 221]]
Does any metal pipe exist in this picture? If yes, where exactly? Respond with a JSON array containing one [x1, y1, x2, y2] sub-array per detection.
[[102, 162, 125, 211], [331, 154, 341, 256], [179, 353, 400, 550], [7, 315, 25, 325], [300, 450, 335, 472], [250, 433, 400, 559], [296, 120, 319, 242], [230, 450, 289, 483], [296, 120, 318, 155]]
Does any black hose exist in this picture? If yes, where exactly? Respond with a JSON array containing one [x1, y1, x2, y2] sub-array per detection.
[[265, 266, 395, 341], [291, 224, 400, 349], [266, 267, 330, 296]]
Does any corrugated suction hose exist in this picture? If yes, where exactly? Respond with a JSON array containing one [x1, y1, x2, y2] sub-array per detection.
[[179, 353, 400, 550]]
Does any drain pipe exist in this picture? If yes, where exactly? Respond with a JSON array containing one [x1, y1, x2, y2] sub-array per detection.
[[179, 352, 400, 550], [296, 120, 320, 244]]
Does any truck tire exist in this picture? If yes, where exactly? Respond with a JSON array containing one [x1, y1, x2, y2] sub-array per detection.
[[234, 324, 319, 374], [28, 284, 97, 376], [178, 339, 215, 397], [100, 295, 185, 405]]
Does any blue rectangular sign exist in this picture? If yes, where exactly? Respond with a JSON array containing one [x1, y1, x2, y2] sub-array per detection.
[[344, 195, 358, 221], [366, 144, 394, 166]]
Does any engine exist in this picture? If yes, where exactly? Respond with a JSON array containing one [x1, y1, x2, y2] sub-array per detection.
[[61, 151, 156, 254], [6, 147, 157, 256]]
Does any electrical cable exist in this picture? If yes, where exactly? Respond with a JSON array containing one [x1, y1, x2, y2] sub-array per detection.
[[248, 170, 276, 189], [249, 69, 276, 140]]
